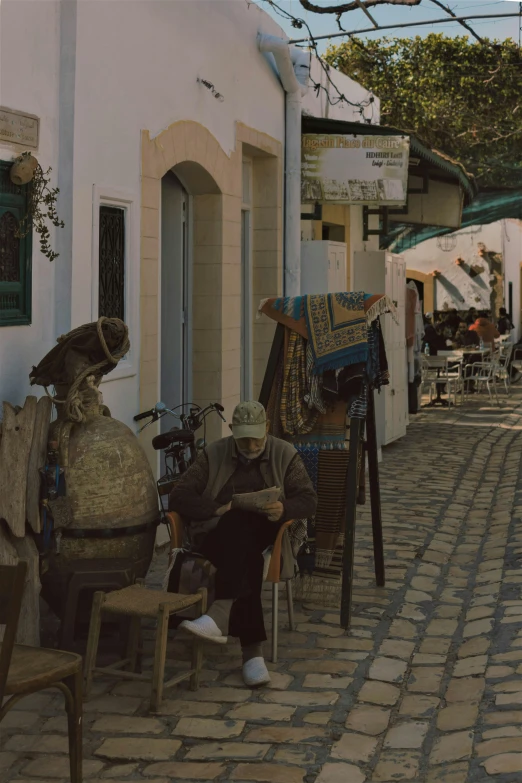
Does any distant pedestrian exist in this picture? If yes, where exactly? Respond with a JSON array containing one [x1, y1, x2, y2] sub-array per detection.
[[423, 323, 448, 355], [497, 307, 514, 336]]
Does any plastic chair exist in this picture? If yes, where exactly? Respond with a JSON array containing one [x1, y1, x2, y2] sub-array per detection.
[[0, 563, 83, 782], [442, 358, 464, 407], [165, 511, 295, 663], [422, 356, 463, 407], [465, 359, 500, 405], [497, 342, 514, 394], [421, 355, 438, 401]]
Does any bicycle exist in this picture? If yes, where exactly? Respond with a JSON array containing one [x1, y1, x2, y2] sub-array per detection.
[[133, 401, 226, 522]]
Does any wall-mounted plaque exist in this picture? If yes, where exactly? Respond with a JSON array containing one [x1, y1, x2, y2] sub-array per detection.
[[0, 107, 39, 150]]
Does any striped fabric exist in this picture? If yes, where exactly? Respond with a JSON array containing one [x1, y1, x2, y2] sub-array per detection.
[[314, 450, 351, 568], [280, 330, 319, 436]]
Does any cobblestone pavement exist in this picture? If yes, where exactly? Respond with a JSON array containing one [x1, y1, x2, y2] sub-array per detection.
[[2, 390, 522, 783]]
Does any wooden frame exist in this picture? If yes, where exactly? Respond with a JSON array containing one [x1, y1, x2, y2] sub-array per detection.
[[0, 160, 33, 327], [259, 322, 386, 629]]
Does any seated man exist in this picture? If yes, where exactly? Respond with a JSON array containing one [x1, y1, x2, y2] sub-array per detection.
[[453, 320, 480, 351], [169, 401, 317, 687], [469, 311, 500, 349]]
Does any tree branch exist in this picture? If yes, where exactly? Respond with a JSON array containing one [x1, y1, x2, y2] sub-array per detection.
[[298, 0, 420, 16], [426, 0, 484, 44]]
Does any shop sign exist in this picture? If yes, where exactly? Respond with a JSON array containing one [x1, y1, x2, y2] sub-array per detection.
[[302, 133, 410, 206]]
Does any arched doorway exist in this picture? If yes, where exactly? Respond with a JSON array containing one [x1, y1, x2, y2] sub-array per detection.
[[160, 161, 222, 435], [406, 269, 434, 313], [140, 121, 283, 467]]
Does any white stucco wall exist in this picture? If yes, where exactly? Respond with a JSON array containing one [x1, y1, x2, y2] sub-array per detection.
[[0, 0, 376, 427], [302, 56, 380, 124], [403, 222, 503, 313], [0, 0, 60, 409], [502, 219, 522, 341]]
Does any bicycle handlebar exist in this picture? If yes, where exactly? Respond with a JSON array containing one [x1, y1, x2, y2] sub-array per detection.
[[182, 402, 226, 428], [134, 408, 154, 422], [134, 401, 225, 426]]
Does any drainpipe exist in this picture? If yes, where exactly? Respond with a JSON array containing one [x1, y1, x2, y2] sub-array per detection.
[[258, 34, 310, 296]]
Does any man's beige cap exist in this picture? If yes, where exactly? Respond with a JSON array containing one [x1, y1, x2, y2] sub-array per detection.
[[231, 401, 267, 440]]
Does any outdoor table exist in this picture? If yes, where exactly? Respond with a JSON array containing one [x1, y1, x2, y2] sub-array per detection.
[[424, 354, 464, 407], [438, 348, 491, 357], [439, 348, 491, 397]]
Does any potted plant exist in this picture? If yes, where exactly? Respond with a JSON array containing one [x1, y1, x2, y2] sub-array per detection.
[[10, 151, 64, 262]]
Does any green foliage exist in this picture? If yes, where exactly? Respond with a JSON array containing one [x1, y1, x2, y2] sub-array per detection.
[[14, 152, 65, 262], [325, 34, 522, 188]]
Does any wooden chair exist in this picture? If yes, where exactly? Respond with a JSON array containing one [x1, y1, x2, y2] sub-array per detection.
[[0, 562, 83, 782], [83, 582, 207, 712], [165, 511, 295, 663]]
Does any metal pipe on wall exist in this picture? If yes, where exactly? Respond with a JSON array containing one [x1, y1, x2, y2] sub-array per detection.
[[258, 34, 310, 296]]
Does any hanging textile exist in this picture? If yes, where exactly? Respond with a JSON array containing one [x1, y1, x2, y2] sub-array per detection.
[[259, 293, 397, 342], [406, 285, 417, 349], [280, 330, 319, 436], [368, 318, 390, 391], [291, 399, 347, 450], [294, 444, 320, 491], [294, 442, 364, 607], [259, 294, 391, 609], [314, 450, 351, 567], [304, 343, 327, 415], [406, 281, 423, 412], [304, 292, 369, 373]]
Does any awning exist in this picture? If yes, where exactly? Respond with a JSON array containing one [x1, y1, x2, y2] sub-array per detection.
[[381, 188, 522, 253], [302, 116, 477, 205]]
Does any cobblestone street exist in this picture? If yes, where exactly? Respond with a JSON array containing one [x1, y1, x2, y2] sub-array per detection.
[[2, 391, 522, 783]]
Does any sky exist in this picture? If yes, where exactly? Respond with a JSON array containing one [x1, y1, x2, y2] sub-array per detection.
[[258, 0, 521, 51]]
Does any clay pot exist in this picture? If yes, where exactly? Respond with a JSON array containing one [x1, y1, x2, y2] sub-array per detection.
[[40, 401, 159, 620], [10, 154, 38, 186]]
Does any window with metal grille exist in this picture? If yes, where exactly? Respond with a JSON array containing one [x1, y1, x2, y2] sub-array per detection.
[[98, 205, 125, 320], [0, 160, 32, 326]]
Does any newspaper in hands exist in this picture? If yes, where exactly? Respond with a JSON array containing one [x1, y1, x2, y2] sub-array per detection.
[[231, 486, 281, 514]]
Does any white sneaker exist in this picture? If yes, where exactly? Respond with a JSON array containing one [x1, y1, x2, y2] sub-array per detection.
[[180, 615, 227, 645], [242, 657, 271, 687]]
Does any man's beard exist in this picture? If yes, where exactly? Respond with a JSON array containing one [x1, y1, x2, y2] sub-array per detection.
[[237, 437, 267, 461]]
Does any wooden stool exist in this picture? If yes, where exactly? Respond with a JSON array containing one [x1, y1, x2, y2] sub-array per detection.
[[83, 583, 207, 711]]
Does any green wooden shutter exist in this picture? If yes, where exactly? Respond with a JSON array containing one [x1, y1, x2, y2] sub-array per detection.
[[0, 160, 32, 326]]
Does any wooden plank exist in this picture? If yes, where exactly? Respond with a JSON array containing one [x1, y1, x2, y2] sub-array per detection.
[[0, 397, 37, 537], [367, 389, 385, 588], [340, 416, 363, 630], [26, 396, 53, 534], [258, 322, 285, 409], [12, 535, 41, 646]]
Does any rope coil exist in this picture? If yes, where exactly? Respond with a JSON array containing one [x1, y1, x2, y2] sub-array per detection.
[[45, 317, 130, 424]]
